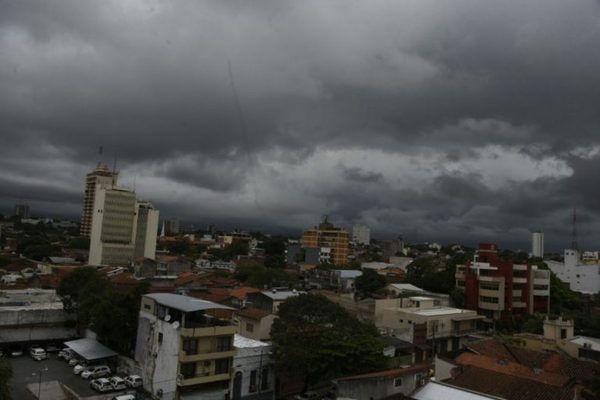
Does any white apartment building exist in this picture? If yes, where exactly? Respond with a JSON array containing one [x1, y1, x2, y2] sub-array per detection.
[[135, 201, 160, 260], [547, 249, 600, 294], [532, 231, 544, 258], [352, 223, 371, 246], [135, 293, 238, 400], [231, 335, 275, 400], [80, 163, 118, 237]]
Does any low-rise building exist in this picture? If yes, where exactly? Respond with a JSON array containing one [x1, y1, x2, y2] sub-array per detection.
[[333, 364, 428, 400], [236, 309, 275, 342], [231, 335, 274, 400], [0, 289, 76, 348], [134, 293, 238, 400], [247, 290, 303, 314], [330, 269, 362, 292]]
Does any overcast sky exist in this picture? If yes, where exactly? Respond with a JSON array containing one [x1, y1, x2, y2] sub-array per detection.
[[2, 0, 600, 250]]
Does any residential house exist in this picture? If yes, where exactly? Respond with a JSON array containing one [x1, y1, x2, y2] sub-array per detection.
[[231, 334, 274, 400]]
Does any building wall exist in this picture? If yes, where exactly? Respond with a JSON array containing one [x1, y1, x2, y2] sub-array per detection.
[[336, 372, 423, 400], [301, 227, 349, 266], [532, 232, 544, 258], [89, 185, 138, 266], [352, 224, 371, 246], [238, 316, 275, 342], [232, 344, 274, 400], [81, 165, 118, 238], [135, 203, 159, 260]]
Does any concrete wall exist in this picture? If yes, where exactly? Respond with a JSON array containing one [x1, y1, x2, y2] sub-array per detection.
[[0, 306, 75, 344], [336, 372, 421, 400]]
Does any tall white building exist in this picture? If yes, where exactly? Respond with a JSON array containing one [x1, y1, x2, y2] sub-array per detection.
[[134, 201, 160, 260], [547, 249, 600, 294], [88, 185, 138, 266], [532, 231, 544, 258], [80, 164, 118, 237], [352, 223, 371, 246]]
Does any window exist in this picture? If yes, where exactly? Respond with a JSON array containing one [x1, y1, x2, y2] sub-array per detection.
[[158, 332, 163, 344], [182, 338, 198, 355], [479, 296, 499, 304], [249, 370, 257, 393], [215, 358, 229, 375], [246, 322, 254, 333], [561, 329, 567, 339], [261, 367, 269, 390], [479, 282, 499, 291], [143, 303, 151, 310], [394, 378, 402, 387], [216, 336, 232, 352], [180, 363, 196, 379]]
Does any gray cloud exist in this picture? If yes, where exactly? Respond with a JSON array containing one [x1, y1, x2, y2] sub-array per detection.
[[2, 0, 600, 250]]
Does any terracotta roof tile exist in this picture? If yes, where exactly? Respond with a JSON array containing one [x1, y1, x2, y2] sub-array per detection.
[[447, 365, 574, 400], [335, 364, 430, 382], [230, 287, 260, 300]]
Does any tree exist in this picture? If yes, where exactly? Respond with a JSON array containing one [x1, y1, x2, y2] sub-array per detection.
[[355, 269, 386, 298], [271, 294, 386, 390], [450, 287, 465, 308], [0, 356, 13, 400], [68, 236, 90, 250]]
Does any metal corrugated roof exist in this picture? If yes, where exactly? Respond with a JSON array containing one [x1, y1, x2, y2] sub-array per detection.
[[64, 338, 117, 361], [413, 381, 503, 400], [145, 293, 233, 312]]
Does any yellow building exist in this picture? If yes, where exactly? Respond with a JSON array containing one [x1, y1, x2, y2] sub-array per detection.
[[135, 293, 238, 400], [301, 217, 349, 266]]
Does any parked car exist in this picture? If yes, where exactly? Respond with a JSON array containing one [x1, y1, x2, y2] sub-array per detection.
[[91, 378, 114, 392], [69, 357, 82, 366], [111, 395, 136, 400], [45, 344, 61, 353], [109, 376, 127, 391], [294, 392, 320, 400], [124, 375, 143, 388], [29, 348, 48, 361], [10, 348, 23, 357], [82, 365, 111, 379], [59, 348, 75, 360], [73, 363, 89, 375]]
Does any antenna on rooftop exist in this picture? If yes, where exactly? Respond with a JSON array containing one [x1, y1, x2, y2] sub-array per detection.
[[112, 156, 118, 186], [571, 207, 578, 251]]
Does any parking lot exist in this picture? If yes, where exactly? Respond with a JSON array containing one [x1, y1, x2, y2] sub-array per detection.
[[9, 353, 134, 399]]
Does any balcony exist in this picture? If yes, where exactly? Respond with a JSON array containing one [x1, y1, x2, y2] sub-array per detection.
[[513, 264, 528, 271], [178, 372, 231, 386], [179, 349, 236, 363], [512, 290, 522, 297], [479, 276, 504, 283], [512, 301, 527, 308], [180, 324, 238, 338], [533, 289, 550, 296], [478, 301, 503, 311], [512, 277, 527, 284]]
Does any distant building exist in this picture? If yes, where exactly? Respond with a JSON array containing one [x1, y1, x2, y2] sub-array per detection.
[[456, 243, 550, 321], [13, 203, 30, 219], [382, 238, 404, 262], [246, 290, 303, 314], [532, 231, 544, 258], [546, 249, 600, 294], [134, 293, 237, 400], [165, 218, 180, 235], [80, 163, 118, 237], [352, 223, 371, 246], [301, 217, 349, 266], [134, 201, 160, 260]]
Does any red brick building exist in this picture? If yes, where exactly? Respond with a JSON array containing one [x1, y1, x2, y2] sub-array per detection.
[[456, 243, 550, 321]]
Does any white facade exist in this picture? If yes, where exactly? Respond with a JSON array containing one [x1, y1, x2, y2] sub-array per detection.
[[532, 231, 544, 258], [352, 223, 371, 246], [547, 249, 600, 294], [88, 185, 138, 266], [232, 335, 274, 400], [135, 201, 159, 260]]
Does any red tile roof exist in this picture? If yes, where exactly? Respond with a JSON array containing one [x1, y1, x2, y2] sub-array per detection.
[[230, 286, 260, 300], [335, 364, 429, 382], [446, 365, 574, 400]]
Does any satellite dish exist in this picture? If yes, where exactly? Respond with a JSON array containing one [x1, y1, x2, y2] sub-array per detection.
[[164, 314, 171, 322], [171, 321, 180, 329]]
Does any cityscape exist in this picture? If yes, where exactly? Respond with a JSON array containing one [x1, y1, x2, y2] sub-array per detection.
[[2, 2, 600, 400]]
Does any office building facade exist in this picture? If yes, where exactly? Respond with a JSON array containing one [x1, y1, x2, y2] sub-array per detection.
[[80, 164, 118, 237]]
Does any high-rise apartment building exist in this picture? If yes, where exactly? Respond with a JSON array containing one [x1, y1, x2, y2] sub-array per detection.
[[134, 201, 160, 260], [165, 218, 180, 235], [532, 231, 544, 258], [352, 223, 371, 246], [13, 203, 30, 219], [301, 217, 349, 265], [455, 243, 550, 321], [88, 185, 138, 266], [80, 164, 118, 237]]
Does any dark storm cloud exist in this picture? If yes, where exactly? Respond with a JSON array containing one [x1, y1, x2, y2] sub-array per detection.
[[2, 0, 600, 250]]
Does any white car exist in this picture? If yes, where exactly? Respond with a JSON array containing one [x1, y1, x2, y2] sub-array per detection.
[[69, 357, 82, 366], [73, 364, 88, 375], [59, 348, 75, 360], [91, 378, 113, 392], [29, 348, 48, 361], [124, 375, 143, 388], [82, 365, 111, 379], [109, 376, 127, 391]]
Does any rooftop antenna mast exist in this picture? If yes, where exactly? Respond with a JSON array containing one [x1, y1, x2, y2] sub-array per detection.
[[112, 156, 118, 187], [571, 207, 578, 251]]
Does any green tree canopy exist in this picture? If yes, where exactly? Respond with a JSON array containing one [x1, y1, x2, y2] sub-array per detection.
[[0, 356, 12, 400], [271, 294, 386, 390], [354, 269, 386, 298]]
